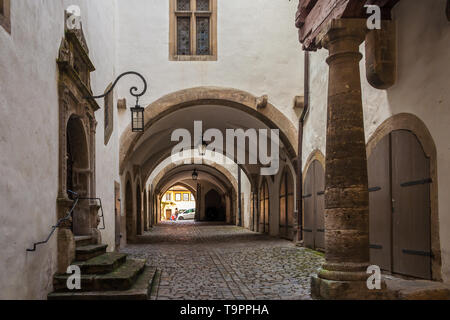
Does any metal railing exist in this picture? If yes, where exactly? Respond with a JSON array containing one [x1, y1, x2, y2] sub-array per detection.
[[26, 190, 105, 252]]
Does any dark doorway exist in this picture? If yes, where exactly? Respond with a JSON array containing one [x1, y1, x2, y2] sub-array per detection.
[[125, 180, 133, 241], [66, 116, 90, 236], [205, 189, 225, 221], [303, 160, 325, 250], [368, 130, 432, 279]]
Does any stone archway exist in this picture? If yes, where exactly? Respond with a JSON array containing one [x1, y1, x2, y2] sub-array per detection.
[[119, 87, 299, 175], [367, 113, 441, 280]]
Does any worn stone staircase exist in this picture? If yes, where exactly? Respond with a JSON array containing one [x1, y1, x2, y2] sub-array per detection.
[[48, 236, 159, 300]]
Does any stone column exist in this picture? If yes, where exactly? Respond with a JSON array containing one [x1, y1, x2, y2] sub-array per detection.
[[311, 19, 383, 299]]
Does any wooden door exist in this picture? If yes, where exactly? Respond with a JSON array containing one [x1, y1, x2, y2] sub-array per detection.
[[286, 172, 295, 240], [303, 162, 315, 248], [368, 135, 392, 271], [391, 130, 431, 279], [303, 160, 325, 250], [368, 130, 432, 279], [314, 162, 325, 250]]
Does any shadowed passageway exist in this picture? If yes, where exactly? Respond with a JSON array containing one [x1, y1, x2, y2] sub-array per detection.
[[121, 222, 324, 300]]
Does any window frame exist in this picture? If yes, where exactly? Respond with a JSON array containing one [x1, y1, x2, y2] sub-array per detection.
[[169, 0, 217, 61], [183, 193, 189, 202], [0, 0, 11, 34], [175, 193, 182, 201]]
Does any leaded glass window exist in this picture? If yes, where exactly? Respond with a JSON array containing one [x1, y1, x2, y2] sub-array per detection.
[[196, 0, 209, 11], [177, 0, 190, 11], [196, 17, 210, 55], [177, 17, 191, 55], [171, 0, 216, 60]]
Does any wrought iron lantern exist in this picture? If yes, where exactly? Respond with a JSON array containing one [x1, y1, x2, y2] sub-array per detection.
[[85, 71, 148, 132], [192, 169, 199, 181], [131, 101, 145, 132], [198, 136, 208, 156]]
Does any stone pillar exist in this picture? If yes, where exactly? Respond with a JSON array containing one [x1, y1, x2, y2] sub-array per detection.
[[311, 19, 383, 299]]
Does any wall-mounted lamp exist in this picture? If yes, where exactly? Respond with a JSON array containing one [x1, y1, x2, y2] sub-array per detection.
[[192, 169, 199, 181], [198, 136, 208, 156], [85, 71, 148, 132]]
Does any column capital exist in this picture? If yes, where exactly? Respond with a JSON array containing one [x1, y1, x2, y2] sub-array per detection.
[[318, 18, 368, 50]]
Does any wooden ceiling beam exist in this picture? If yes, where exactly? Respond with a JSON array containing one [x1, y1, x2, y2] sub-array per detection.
[[296, 0, 401, 50]]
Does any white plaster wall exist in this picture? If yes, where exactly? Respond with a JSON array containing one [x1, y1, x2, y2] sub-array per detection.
[[115, 0, 303, 134], [0, 0, 118, 299], [304, 0, 450, 282]]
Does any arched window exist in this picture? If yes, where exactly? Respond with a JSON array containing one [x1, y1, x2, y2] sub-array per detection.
[[170, 0, 217, 61]]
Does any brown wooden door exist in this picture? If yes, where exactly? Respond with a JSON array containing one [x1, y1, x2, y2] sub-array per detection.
[[391, 130, 431, 279], [314, 162, 325, 250], [368, 130, 432, 279], [287, 171, 295, 240], [279, 169, 295, 240], [303, 162, 315, 248], [303, 160, 325, 250], [368, 135, 392, 272]]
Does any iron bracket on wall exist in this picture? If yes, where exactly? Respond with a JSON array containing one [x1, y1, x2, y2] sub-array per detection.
[[400, 178, 432, 188], [402, 249, 433, 257]]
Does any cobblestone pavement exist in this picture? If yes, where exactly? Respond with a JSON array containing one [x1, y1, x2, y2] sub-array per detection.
[[121, 221, 324, 300]]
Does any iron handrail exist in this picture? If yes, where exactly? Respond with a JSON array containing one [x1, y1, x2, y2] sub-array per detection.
[[26, 191, 106, 252], [77, 197, 106, 230], [26, 190, 80, 252]]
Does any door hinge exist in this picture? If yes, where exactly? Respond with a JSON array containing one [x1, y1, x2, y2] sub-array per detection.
[[400, 178, 432, 187]]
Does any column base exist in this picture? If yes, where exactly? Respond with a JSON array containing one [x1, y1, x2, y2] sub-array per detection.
[[311, 272, 389, 300]]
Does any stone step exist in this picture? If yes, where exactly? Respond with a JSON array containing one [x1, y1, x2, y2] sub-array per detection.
[[53, 258, 146, 292], [74, 253, 127, 274], [75, 244, 108, 261], [74, 235, 95, 247], [48, 266, 157, 300]]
